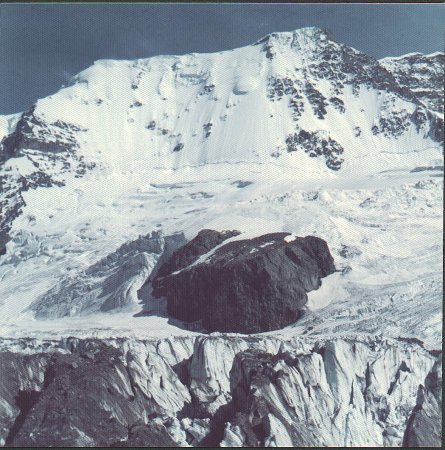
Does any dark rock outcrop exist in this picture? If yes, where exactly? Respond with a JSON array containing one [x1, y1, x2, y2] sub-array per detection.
[[155, 229, 240, 278], [0, 107, 94, 257], [285, 128, 344, 170], [112, 422, 178, 447], [258, 28, 419, 105], [152, 231, 335, 333], [0, 229, 10, 256], [380, 52, 444, 114], [4, 344, 179, 447], [403, 354, 442, 447], [0, 106, 85, 164]]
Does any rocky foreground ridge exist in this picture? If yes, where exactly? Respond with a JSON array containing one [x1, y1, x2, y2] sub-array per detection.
[[0, 335, 441, 447]]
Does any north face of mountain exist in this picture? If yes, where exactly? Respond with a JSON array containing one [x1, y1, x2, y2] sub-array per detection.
[[1, 27, 442, 172], [0, 27, 443, 256]]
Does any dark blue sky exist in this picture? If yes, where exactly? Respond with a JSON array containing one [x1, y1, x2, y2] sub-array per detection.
[[0, 3, 443, 114]]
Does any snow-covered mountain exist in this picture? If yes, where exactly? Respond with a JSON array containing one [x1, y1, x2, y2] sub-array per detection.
[[1, 27, 442, 168], [0, 28, 443, 253], [0, 27, 442, 447]]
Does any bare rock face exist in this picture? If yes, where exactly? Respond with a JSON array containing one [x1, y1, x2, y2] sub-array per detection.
[[112, 422, 179, 447], [155, 229, 241, 278], [152, 231, 335, 333], [403, 354, 442, 447], [4, 344, 180, 448]]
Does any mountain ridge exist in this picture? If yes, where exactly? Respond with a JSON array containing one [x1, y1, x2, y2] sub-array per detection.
[[1, 26, 442, 169]]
